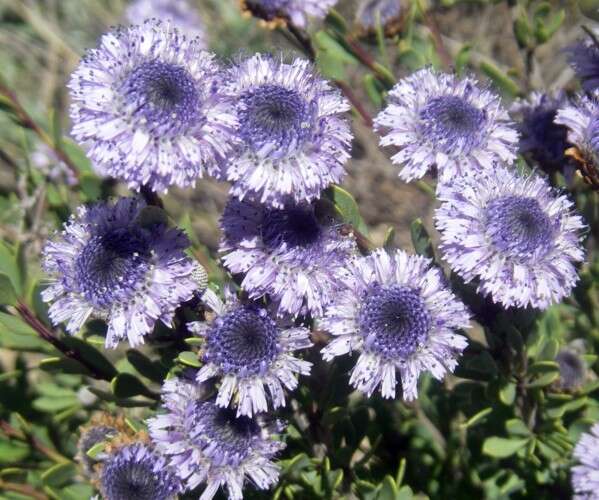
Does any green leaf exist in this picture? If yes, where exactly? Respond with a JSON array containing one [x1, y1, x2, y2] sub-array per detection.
[[126, 350, 167, 383], [324, 185, 369, 235], [85, 442, 106, 459], [383, 227, 396, 250], [41, 463, 76, 488], [177, 351, 201, 368], [482, 437, 529, 458], [363, 74, 384, 108], [0, 313, 53, 352], [39, 357, 92, 376], [60, 336, 117, 379], [526, 371, 559, 388], [461, 407, 493, 429], [480, 61, 521, 98], [61, 139, 92, 174], [410, 218, 434, 259], [32, 395, 78, 413], [499, 383, 516, 405], [0, 440, 29, 463], [60, 484, 95, 500], [0, 241, 21, 295], [79, 174, 102, 201], [506, 419, 531, 437], [454, 44, 472, 75], [0, 274, 17, 305], [528, 360, 559, 375], [111, 373, 155, 399], [378, 475, 400, 500]]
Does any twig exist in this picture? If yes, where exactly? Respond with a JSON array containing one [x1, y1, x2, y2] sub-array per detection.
[[333, 80, 373, 126], [0, 82, 79, 181], [15, 302, 111, 381], [0, 479, 48, 500], [0, 420, 69, 465]]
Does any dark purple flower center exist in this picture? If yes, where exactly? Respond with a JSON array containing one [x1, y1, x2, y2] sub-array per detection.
[[419, 94, 486, 154], [238, 84, 315, 157], [261, 205, 321, 248], [205, 305, 280, 376], [101, 445, 177, 500], [121, 60, 200, 135], [75, 226, 151, 309], [246, 0, 289, 16], [484, 195, 554, 258], [359, 284, 431, 360], [519, 102, 569, 169], [188, 402, 260, 465]]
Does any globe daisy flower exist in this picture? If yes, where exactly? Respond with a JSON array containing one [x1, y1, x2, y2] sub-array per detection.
[[555, 93, 599, 189], [188, 288, 312, 416], [566, 33, 599, 93], [42, 197, 197, 348], [510, 92, 572, 175], [220, 197, 357, 318], [125, 0, 207, 45], [320, 249, 470, 400], [435, 165, 585, 309], [222, 54, 352, 208], [99, 442, 181, 500], [68, 20, 236, 192], [373, 68, 518, 186], [572, 423, 599, 499], [148, 374, 285, 498], [242, 0, 338, 29]]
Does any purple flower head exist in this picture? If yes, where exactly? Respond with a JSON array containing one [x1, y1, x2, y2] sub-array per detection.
[[220, 197, 357, 317], [435, 165, 585, 309], [555, 93, 599, 170], [148, 375, 285, 499], [222, 54, 352, 208], [566, 34, 599, 93], [510, 92, 572, 173], [243, 0, 338, 29], [68, 20, 237, 192], [125, 0, 207, 45], [356, 0, 403, 32], [77, 425, 118, 475], [572, 423, 599, 499], [373, 68, 518, 187], [320, 249, 470, 400], [42, 197, 197, 348], [99, 442, 181, 500], [188, 288, 312, 417]]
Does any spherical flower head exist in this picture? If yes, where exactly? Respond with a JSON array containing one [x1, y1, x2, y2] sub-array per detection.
[[373, 68, 518, 187], [566, 35, 599, 93], [188, 289, 312, 416], [572, 423, 599, 499], [222, 54, 352, 208], [125, 0, 207, 45], [77, 425, 118, 475], [220, 197, 357, 317], [319, 248, 470, 400], [435, 165, 585, 309], [68, 20, 237, 192], [556, 349, 586, 391], [148, 375, 285, 499], [355, 0, 404, 34], [242, 0, 338, 29], [42, 197, 197, 348], [99, 442, 181, 500], [510, 92, 572, 174]]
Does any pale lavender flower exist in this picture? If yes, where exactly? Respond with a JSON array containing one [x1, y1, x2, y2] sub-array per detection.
[[356, 0, 403, 32], [566, 33, 599, 93], [435, 165, 585, 309], [374, 68, 518, 186], [220, 197, 356, 318], [99, 442, 181, 500], [125, 0, 207, 45], [68, 20, 236, 192], [30, 143, 77, 186], [242, 0, 338, 29], [188, 288, 312, 416], [42, 197, 197, 348], [572, 423, 599, 499], [555, 93, 599, 170], [148, 374, 285, 499], [222, 54, 352, 208], [320, 249, 470, 400]]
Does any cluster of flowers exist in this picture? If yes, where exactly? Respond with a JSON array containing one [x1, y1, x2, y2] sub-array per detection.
[[38, 0, 596, 497]]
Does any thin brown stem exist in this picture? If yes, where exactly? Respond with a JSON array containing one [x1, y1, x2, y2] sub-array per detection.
[[15, 302, 111, 381], [421, 8, 452, 70], [0, 420, 69, 465], [0, 82, 79, 181], [0, 480, 49, 500], [333, 80, 373, 126]]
